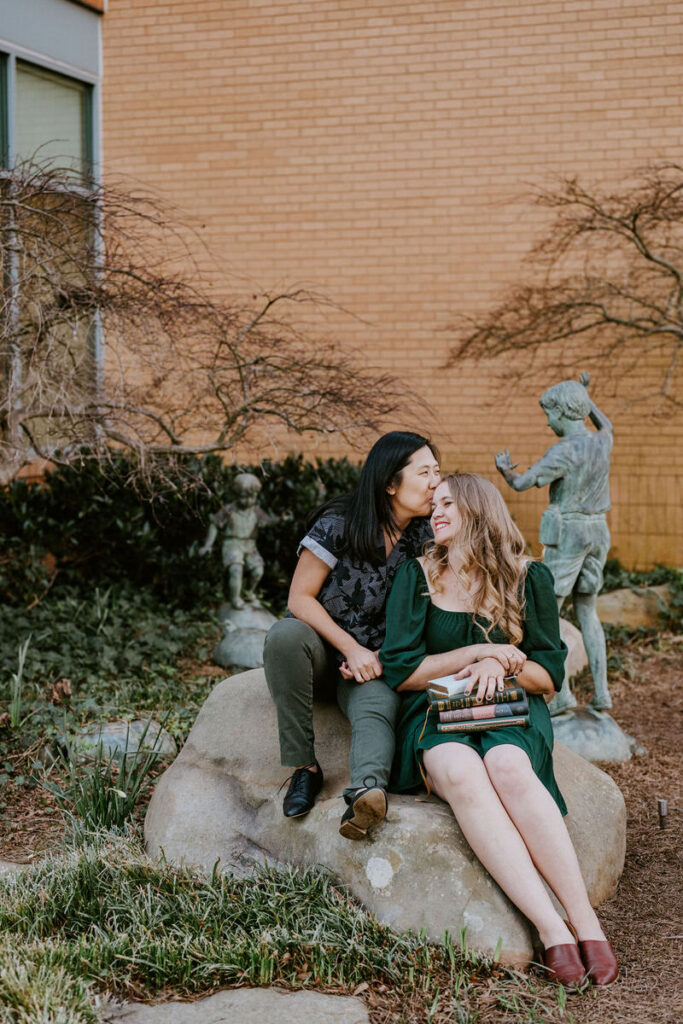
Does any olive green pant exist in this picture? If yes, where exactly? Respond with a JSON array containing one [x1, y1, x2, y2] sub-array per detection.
[[263, 617, 399, 800]]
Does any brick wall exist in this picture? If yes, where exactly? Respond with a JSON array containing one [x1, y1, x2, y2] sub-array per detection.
[[101, 0, 683, 568]]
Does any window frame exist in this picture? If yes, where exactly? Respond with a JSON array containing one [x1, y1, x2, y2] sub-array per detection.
[[0, 44, 100, 176]]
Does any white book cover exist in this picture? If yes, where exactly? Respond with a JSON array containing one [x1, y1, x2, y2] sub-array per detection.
[[426, 673, 472, 697]]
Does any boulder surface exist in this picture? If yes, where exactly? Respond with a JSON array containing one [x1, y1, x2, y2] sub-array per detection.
[[145, 669, 626, 966], [596, 584, 672, 629], [558, 617, 588, 679]]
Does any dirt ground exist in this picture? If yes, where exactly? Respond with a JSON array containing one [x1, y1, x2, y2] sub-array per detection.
[[1, 637, 681, 1024], [565, 637, 683, 1024]]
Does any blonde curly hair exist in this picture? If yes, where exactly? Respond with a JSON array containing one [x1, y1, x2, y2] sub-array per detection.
[[424, 473, 528, 643]]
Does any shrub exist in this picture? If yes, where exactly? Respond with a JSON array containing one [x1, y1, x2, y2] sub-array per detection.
[[0, 581, 220, 781], [0, 453, 361, 611]]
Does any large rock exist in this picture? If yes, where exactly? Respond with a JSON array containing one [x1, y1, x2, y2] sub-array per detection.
[[69, 719, 177, 762], [145, 670, 626, 967], [596, 584, 672, 629]]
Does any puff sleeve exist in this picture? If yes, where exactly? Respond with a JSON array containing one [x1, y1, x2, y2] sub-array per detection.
[[380, 559, 430, 690], [521, 561, 568, 692]]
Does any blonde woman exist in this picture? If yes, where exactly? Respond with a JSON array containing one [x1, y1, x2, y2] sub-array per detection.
[[380, 474, 618, 986]]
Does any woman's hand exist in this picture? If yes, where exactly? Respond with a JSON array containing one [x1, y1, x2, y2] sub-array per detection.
[[339, 644, 382, 683], [454, 657, 507, 702], [474, 643, 526, 675]]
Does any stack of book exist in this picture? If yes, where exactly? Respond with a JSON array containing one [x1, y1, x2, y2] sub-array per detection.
[[426, 673, 529, 733]]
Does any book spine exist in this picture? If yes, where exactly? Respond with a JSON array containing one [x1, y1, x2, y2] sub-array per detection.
[[436, 715, 529, 734], [428, 686, 526, 711], [439, 699, 528, 723]]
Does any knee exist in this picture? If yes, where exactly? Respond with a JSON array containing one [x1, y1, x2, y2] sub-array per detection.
[[350, 680, 400, 725], [440, 761, 471, 795], [427, 750, 483, 804], [263, 618, 319, 683], [484, 746, 534, 797], [264, 617, 315, 657]]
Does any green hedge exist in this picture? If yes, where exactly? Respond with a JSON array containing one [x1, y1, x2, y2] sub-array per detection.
[[0, 453, 361, 611]]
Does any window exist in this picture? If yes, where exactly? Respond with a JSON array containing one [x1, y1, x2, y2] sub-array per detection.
[[15, 60, 92, 180], [1, 57, 94, 178]]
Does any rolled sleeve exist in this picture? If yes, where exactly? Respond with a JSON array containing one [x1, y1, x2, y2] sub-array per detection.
[[297, 512, 346, 569], [298, 535, 338, 569]]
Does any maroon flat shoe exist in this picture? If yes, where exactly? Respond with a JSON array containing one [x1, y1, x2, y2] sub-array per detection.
[[542, 942, 586, 986], [579, 939, 619, 986]]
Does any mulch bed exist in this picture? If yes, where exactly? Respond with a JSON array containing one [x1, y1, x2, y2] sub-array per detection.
[[1, 637, 681, 1023], [564, 636, 682, 1024]]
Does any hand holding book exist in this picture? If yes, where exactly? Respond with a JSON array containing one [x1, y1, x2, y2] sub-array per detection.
[[451, 655, 513, 703]]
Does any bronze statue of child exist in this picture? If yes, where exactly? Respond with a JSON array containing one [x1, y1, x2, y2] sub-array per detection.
[[495, 373, 613, 713], [199, 472, 274, 609]]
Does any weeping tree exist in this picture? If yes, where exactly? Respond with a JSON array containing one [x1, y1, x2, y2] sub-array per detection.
[[0, 160, 412, 488], [447, 165, 683, 409]]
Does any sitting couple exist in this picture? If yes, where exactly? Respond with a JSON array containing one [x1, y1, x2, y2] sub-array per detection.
[[264, 431, 617, 987]]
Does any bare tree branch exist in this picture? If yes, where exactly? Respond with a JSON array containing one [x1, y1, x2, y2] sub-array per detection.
[[1, 159, 421, 487], [447, 166, 683, 409]]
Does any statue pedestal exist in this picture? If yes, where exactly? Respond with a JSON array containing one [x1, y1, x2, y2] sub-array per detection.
[[212, 604, 278, 671], [551, 706, 643, 764]]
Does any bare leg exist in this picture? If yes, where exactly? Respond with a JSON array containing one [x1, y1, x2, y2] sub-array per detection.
[[574, 591, 611, 710], [548, 595, 578, 715], [244, 556, 265, 606], [423, 744, 573, 949], [228, 563, 245, 608], [484, 744, 605, 940]]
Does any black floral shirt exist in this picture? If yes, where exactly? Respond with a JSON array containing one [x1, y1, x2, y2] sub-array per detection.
[[297, 511, 433, 661]]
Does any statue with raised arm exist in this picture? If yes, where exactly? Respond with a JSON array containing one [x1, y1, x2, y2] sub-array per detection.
[[495, 372, 613, 715]]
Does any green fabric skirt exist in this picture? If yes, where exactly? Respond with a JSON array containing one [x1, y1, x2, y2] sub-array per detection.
[[413, 693, 567, 816]]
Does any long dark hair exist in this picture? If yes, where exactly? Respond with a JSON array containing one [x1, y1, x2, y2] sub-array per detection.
[[310, 431, 439, 564]]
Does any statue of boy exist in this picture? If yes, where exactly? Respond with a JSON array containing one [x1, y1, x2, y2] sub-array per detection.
[[495, 373, 613, 714], [199, 473, 274, 609]]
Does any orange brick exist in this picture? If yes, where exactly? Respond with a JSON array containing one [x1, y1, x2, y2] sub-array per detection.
[[98, 0, 683, 567]]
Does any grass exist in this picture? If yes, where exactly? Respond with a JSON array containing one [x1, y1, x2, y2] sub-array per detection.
[[41, 718, 170, 837], [9, 636, 31, 731], [3, 568, 677, 1021], [0, 831, 577, 1024]]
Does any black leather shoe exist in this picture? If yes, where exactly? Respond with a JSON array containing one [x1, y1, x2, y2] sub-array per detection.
[[339, 784, 387, 840], [282, 762, 324, 818]]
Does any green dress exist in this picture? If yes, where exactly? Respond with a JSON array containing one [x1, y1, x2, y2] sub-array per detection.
[[380, 559, 568, 814]]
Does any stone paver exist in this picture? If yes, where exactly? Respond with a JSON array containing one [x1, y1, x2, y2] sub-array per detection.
[[103, 988, 369, 1024], [0, 858, 31, 875]]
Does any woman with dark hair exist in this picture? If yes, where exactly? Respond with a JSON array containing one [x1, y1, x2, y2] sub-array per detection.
[[380, 473, 618, 985], [264, 431, 440, 838]]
